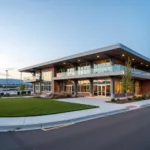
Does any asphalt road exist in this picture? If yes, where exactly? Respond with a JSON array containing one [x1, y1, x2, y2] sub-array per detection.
[[1, 107, 150, 150]]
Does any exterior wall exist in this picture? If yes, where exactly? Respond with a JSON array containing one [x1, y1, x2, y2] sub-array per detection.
[[141, 80, 150, 95], [33, 67, 55, 94], [32, 59, 150, 97], [34, 82, 41, 93], [77, 92, 90, 97], [54, 81, 61, 93], [113, 77, 134, 98]]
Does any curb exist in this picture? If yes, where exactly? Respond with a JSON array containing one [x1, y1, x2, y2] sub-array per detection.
[[0, 108, 129, 132], [140, 103, 150, 108]]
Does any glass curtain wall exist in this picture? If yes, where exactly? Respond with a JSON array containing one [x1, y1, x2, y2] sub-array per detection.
[[115, 81, 123, 94], [78, 80, 90, 92], [35, 72, 41, 80], [35, 83, 40, 93], [41, 71, 52, 92]]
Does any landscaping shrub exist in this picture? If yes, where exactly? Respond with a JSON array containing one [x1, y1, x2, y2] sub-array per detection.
[[142, 95, 147, 99], [53, 95, 59, 99], [0, 93, 4, 96], [128, 98, 132, 101], [51, 92, 72, 99], [17, 92, 20, 95], [136, 96, 142, 101], [28, 91, 31, 94], [111, 98, 116, 102], [147, 94, 150, 99], [116, 98, 120, 102], [132, 96, 137, 100], [5, 93, 10, 97], [21, 91, 26, 95]]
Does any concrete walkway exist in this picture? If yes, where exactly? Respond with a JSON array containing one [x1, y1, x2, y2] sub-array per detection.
[[0, 98, 150, 132]]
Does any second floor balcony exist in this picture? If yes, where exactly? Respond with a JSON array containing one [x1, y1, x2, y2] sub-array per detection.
[[24, 76, 42, 82], [54, 65, 150, 80]]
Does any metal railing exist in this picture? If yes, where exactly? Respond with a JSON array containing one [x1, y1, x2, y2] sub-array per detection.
[[24, 76, 42, 82], [24, 76, 36, 82], [56, 65, 150, 78]]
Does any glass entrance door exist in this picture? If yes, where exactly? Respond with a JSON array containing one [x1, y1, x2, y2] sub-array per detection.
[[106, 85, 111, 96], [98, 86, 102, 96], [97, 85, 106, 96], [102, 86, 106, 96], [66, 85, 72, 94], [97, 85, 110, 97]]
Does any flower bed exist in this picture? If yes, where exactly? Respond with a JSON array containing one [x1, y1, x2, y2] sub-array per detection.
[[109, 95, 150, 104]]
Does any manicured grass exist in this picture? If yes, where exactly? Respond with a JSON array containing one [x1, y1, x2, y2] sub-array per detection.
[[0, 98, 97, 117]]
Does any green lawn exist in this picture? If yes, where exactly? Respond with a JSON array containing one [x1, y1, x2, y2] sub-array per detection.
[[0, 98, 97, 117]]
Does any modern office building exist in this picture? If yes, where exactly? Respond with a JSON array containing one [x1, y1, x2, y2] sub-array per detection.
[[19, 44, 150, 98]]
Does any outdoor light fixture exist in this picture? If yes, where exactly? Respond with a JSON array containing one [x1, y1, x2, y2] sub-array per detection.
[[97, 55, 100, 58], [63, 62, 66, 64], [122, 54, 125, 57], [141, 62, 143, 65], [78, 59, 80, 62], [146, 65, 148, 67], [132, 58, 135, 61]]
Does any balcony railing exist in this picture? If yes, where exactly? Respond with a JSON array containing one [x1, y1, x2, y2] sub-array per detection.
[[56, 65, 150, 78], [24, 76, 42, 82]]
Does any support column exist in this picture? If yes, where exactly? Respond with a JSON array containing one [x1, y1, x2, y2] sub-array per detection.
[[74, 80, 78, 96], [111, 78, 115, 98], [90, 62, 94, 74], [60, 80, 65, 92], [110, 58, 114, 65], [32, 83, 35, 94], [90, 79, 93, 96], [20, 72, 22, 83], [39, 82, 42, 93], [40, 70, 42, 93]]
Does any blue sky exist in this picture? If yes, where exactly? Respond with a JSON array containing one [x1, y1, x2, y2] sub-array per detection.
[[0, 0, 150, 78]]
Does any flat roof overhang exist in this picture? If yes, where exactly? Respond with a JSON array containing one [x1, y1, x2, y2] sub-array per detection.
[[19, 43, 150, 72]]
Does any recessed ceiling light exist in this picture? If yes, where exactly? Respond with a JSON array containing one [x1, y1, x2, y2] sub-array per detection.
[[78, 59, 80, 62], [97, 55, 100, 58], [122, 54, 125, 57]]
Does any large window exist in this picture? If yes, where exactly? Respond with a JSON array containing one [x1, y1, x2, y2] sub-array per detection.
[[35, 83, 40, 93], [115, 81, 123, 93], [93, 79, 111, 85], [78, 64, 90, 75], [41, 82, 52, 92], [78, 80, 90, 92], [35, 72, 41, 80], [42, 71, 52, 81]]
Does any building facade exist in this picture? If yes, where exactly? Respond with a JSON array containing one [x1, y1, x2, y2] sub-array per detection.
[[19, 44, 150, 98]]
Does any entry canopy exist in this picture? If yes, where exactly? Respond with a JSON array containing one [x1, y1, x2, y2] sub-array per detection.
[[19, 43, 150, 72]]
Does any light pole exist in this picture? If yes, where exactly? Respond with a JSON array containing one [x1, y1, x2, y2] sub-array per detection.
[[5, 70, 8, 92], [4, 68, 14, 92]]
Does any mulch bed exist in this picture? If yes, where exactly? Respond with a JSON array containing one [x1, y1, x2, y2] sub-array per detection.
[[107, 99, 137, 104]]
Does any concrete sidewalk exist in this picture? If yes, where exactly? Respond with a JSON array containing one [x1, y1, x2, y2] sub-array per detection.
[[0, 98, 150, 132]]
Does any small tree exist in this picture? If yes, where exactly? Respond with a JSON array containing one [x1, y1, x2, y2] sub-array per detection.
[[121, 58, 134, 98], [20, 84, 25, 91]]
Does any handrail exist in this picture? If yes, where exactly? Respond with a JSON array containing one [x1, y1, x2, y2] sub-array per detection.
[[56, 64, 150, 78]]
